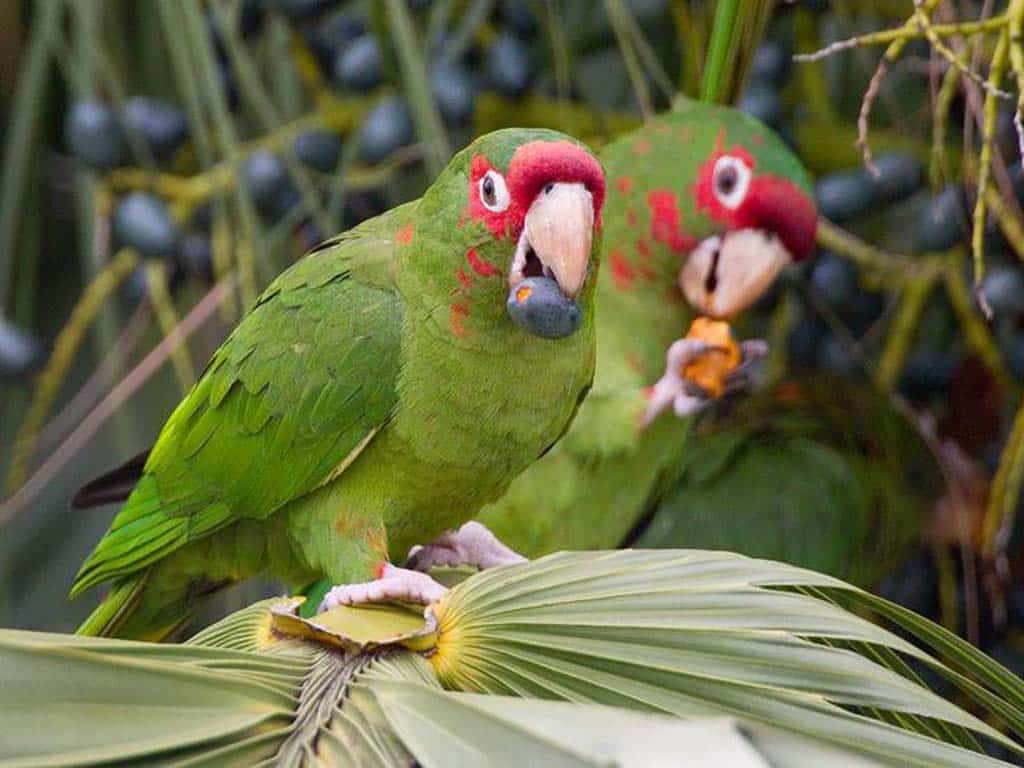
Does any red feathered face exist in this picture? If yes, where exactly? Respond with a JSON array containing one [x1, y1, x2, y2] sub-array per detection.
[[681, 140, 817, 318], [465, 140, 605, 303]]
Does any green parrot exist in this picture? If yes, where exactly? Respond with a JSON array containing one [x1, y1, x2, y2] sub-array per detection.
[[70, 128, 606, 639], [477, 100, 818, 556]]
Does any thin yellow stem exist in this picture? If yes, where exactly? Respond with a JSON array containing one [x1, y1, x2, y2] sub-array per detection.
[[984, 395, 1024, 557], [795, 15, 1007, 63], [5, 247, 139, 492], [145, 260, 195, 392], [944, 253, 1011, 388], [971, 29, 1010, 307], [875, 273, 938, 390], [815, 218, 919, 278], [930, 63, 961, 188]]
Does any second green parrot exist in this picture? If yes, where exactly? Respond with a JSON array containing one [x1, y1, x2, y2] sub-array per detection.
[[70, 128, 606, 639], [478, 100, 818, 556]]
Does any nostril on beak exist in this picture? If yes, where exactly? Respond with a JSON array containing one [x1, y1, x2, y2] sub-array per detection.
[[544, 183, 554, 195], [705, 248, 720, 294]]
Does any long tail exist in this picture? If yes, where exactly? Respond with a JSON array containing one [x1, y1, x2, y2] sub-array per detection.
[[71, 449, 149, 509], [74, 571, 188, 641]]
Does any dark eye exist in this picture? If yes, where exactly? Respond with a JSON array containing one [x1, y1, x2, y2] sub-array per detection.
[[479, 170, 510, 212], [716, 165, 738, 195], [711, 155, 752, 210]]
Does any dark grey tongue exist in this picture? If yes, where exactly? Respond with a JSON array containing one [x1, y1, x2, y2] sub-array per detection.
[[506, 276, 582, 340]]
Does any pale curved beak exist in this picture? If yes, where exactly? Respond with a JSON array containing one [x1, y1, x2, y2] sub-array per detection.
[[510, 182, 594, 300], [680, 229, 792, 318]]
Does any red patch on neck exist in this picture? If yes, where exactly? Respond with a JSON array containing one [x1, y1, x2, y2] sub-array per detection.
[[647, 190, 695, 254], [609, 248, 635, 290], [466, 247, 501, 277], [395, 222, 414, 246], [464, 141, 605, 241], [456, 268, 473, 288], [449, 302, 470, 337]]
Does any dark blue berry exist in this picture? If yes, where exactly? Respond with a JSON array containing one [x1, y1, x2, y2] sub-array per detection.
[[486, 33, 534, 98], [113, 193, 181, 258], [293, 130, 342, 172], [738, 78, 783, 129], [332, 35, 383, 92], [814, 170, 877, 223], [357, 97, 415, 163], [0, 318, 43, 379], [915, 185, 968, 253], [65, 99, 127, 170], [868, 152, 923, 203], [243, 151, 300, 221], [431, 59, 479, 125], [123, 97, 189, 162]]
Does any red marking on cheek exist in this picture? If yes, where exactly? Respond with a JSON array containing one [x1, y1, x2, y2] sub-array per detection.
[[625, 208, 638, 228], [467, 247, 501, 277], [636, 238, 650, 261], [616, 176, 634, 195], [642, 385, 655, 400], [449, 302, 470, 337], [395, 222, 414, 246], [609, 248, 636, 290], [647, 190, 695, 254], [456, 268, 473, 288], [374, 561, 388, 579], [632, 138, 652, 155]]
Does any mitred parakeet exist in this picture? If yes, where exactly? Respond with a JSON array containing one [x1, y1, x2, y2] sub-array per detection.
[[477, 100, 818, 556], [70, 128, 606, 639]]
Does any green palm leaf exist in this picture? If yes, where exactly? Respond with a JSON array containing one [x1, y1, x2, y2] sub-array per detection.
[[3, 554, 1023, 766]]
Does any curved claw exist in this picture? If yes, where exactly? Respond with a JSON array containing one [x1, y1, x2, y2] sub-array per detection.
[[318, 564, 448, 612], [406, 521, 525, 572], [640, 339, 713, 427]]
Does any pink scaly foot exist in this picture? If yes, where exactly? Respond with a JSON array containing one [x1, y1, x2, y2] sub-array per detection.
[[640, 338, 713, 427], [406, 521, 526, 572], [317, 564, 448, 612]]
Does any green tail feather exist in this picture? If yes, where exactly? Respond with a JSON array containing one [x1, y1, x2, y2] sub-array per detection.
[[76, 573, 148, 637]]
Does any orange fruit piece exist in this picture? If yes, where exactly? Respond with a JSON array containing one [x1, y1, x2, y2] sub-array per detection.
[[681, 317, 740, 397]]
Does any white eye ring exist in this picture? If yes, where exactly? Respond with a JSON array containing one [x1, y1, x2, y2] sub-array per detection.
[[712, 155, 752, 210], [479, 170, 511, 213]]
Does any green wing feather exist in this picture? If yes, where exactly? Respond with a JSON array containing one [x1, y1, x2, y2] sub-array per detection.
[[71, 205, 414, 597]]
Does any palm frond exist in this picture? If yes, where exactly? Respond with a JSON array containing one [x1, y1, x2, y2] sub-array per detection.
[[3, 553, 1024, 766]]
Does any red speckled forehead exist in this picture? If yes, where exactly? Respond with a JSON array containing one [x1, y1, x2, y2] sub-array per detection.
[[466, 140, 605, 239], [507, 140, 606, 220]]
